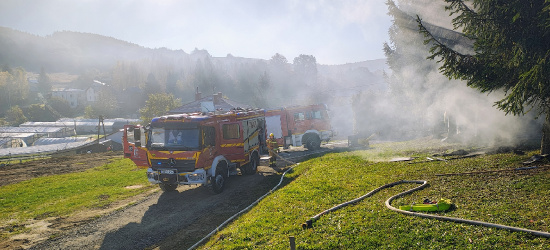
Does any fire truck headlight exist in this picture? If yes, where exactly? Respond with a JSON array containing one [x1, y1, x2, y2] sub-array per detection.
[[147, 172, 157, 180], [187, 173, 204, 181]]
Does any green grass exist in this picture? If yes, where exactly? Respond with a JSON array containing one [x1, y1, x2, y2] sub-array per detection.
[[0, 158, 155, 238], [201, 140, 550, 249]]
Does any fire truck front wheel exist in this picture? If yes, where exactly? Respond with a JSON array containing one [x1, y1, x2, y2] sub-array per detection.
[[210, 163, 227, 194], [159, 183, 178, 192]]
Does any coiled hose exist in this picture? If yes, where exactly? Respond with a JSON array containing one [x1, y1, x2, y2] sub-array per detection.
[[304, 180, 550, 238]]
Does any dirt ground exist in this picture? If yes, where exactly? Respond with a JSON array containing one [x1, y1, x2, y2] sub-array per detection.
[[0, 142, 348, 250], [0, 151, 122, 187]]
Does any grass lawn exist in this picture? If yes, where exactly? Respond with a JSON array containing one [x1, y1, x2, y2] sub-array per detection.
[[200, 139, 550, 249], [0, 158, 154, 238]]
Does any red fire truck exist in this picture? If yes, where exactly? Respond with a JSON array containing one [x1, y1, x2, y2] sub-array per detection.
[[265, 104, 333, 150], [123, 109, 266, 193]]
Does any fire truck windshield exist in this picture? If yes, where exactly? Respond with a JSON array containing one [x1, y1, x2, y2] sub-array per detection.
[[150, 127, 200, 151]]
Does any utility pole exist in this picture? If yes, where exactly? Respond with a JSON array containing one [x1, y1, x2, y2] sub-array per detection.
[[97, 115, 105, 143]]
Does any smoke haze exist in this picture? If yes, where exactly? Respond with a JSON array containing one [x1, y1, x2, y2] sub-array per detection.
[[346, 0, 542, 148]]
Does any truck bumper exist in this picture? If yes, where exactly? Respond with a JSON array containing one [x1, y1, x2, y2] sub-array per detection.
[[147, 168, 208, 185]]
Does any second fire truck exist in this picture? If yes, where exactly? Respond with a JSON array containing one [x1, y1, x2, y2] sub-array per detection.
[[265, 104, 333, 150]]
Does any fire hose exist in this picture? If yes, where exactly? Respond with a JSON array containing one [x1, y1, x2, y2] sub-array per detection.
[[304, 180, 550, 238]]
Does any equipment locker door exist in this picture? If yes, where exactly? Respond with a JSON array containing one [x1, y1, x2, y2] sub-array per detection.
[[220, 122, 244, 161], [123, 125, 149, 168]]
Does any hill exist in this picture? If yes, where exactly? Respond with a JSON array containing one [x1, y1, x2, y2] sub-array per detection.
[[0, 26, 188, 73], [0, 26, 388, 75]]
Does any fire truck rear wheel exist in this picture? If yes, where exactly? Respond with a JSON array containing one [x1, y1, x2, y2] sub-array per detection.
[[159, 183, 178, 192], [242, 153, 259, 175], [306, 136, 321, 150], [210, 163, 226, 194]]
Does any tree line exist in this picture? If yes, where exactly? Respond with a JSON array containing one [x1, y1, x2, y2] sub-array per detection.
[[0, 50, 363, 126]]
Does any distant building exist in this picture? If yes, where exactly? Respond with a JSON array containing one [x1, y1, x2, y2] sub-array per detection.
[[0, 138, 27, 149], [50, 80, 109, 108], [51, 88, 85, 108], [33, 137, 89, 146], [27, 78, 39, 93], [86, 80, 109, 103], [86, 87, 99, 103], [0, 126, 75, 138], [20, 118, 139, 135], [0, 133, 45, 146]]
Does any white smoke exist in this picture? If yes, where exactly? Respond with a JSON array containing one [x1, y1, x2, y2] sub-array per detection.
[[349, 0, 542, 148]]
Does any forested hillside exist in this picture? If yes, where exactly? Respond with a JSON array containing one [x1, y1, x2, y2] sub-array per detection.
[[0, 26, 386, 135]]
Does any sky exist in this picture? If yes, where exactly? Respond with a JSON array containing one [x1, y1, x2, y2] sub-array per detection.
[[0, 0, 392, 65]]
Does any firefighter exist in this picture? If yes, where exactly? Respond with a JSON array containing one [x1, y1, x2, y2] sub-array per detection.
[[266, 133, 279, 167]]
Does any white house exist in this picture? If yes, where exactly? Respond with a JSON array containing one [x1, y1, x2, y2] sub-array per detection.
[[51, 88, 85, 108], [86, 87, 99, 103]]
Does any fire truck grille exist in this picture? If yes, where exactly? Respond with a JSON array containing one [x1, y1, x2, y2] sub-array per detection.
[[151, 159, 196, 172]]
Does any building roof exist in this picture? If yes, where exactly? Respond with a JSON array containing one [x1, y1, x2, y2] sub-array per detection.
[[0, 126, 68, 133], [169, 92, 251, 114], [0, 140, 94, 157], [33, 137, 89, 146], [0, 133, 45, 139], [52, 88, 85, 92], [0, 138, 14, 145], [57, 118, 140, 124], [21, 121, 114, 127]]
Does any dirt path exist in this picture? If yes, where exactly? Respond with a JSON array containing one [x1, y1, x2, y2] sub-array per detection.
[[27, 165, 281, 250]]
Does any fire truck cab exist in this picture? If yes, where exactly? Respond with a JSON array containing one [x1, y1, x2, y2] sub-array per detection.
[[123, 109, 266, 193]]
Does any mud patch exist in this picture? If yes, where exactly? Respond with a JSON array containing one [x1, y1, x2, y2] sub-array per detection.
[[125, 185, 144, 189]]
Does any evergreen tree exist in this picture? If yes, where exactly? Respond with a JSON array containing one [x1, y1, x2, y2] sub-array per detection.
[[165, 70, 180, 97], [418, 0, 550, 153], [38, 67, 51, 93], [24, 104, 59, 122], [203, 56, 219, 94], [84, 105, 97, 119], [293, 54, 318, 84], [193, 59, 206, 94], [268, 53, 292, 107], [0, 67, 29, 112], [48, 97, 73, 118], [144, 73, 162, 94], [92, 91, 119, 118], [269, 53, 288, 71], [5, 105, 27, 126], [254, 71, 270, 108]]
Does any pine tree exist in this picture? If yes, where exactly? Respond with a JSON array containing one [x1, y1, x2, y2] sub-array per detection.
[[38, 67, 51, 93], [418, 0, 550, 153]]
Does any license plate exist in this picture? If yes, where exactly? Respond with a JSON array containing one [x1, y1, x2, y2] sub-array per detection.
[[160, 169, 175, 174]]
